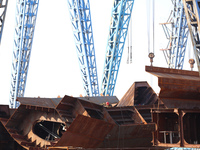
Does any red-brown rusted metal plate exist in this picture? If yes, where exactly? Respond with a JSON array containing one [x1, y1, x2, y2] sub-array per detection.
[[146, 66, 200, 108], [55, 114, 114, 148], [17, 97, 62, 108], [99, 123, 156, 148], [0, 105, 10, 118], [78, 96, 119, 105], [118, 81, 158, 106]]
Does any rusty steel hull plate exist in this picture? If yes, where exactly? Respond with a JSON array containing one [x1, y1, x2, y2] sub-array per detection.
[[100, 123, 156, 148], [55, 115, 114, 148], [146, 66, 200, 101], [17, 97, 62, 108]]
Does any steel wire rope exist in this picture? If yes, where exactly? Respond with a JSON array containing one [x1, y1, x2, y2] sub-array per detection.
[[127, 25, 130, 64], [152, 0, 155, 54], [130, 15, 132, 64], [127, 6, 132, 64], [146, 0, 151, 54], [146, 0, 155, 54]]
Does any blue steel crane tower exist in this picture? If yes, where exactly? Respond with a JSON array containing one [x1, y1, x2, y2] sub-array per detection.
[[9, 0, 39, 108], [9, 0, 135, 108], [161, 0, 189, 69], [182, 0, 200, 73], [67, 0, 135, 97], [67, 0, 99, 96], [101, 0, 135, 96], [0, 0, 8, 44]]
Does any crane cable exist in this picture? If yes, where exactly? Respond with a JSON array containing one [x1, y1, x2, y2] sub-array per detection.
[[147, 0, 155, 67], [127, 24, 130, 64], [130, 16, 132, 63], [152, 0, 155, 54], [146, 0, 150, 54], [127, 8, 132, 64], [146, 0, 155, 54]]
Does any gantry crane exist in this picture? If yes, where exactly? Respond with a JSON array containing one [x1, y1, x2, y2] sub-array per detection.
[[182, 0, 200, 73], [101, 0, 134, 96], [161, 0, 189, 69], [9, 0, 39, 108], [67, 0, 99, 97], [0, 0, 8, 44]]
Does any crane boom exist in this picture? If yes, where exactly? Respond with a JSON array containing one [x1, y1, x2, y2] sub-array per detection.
[[9, 0, 39, 108], [161, 0, 189, 69], [67, 0, 99, 96], [0, 0, 8, 44], [101, 0, 134, 96], [182, 0, 200, 73]]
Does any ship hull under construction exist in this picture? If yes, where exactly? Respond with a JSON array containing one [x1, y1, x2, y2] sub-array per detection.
[[1, 66, 200, 150]]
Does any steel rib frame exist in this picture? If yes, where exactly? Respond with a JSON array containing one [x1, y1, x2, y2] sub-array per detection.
[[161, 0, 189, 69], [183, 0, 200, 74], [67, 0, 99, 96], [101, 0, 134, 96], [9, 0, 39, 108], [0, 0, 8, 44]]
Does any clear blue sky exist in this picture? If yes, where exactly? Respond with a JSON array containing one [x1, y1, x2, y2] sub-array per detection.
[[0, 0, 193, 105]]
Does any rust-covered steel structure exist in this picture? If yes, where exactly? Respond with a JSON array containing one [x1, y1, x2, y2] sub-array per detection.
[[1, 66, 200, 149]]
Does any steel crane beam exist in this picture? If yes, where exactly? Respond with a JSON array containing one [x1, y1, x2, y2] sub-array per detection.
[[101, 0, 134, 96], [0, 0, 8, 44], [67, 0, 99, 96], [182, 0, 200, 74], [9, 0, 39, 108], [161, 0, 189, 69]]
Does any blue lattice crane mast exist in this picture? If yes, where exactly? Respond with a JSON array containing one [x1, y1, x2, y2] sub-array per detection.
[[183, 0, 200, 73], [161, 0, 189, 69], [9, 0, 39, 108], [101, 0, 134, 96], [0, 0, 8, 44], [67, 0, 99, 96]]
